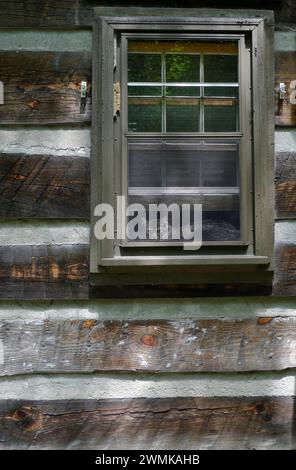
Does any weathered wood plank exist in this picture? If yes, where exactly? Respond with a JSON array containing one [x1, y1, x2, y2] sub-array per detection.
[[273, 243, 296, 296], [0, 242, 294, 298], [1, 317, 296, 375], [0, 245, 89, 300], [276, 153, 296, 219], [275, 52, 296, 127], [0, 52, 91, 124], [0, 397, 294, 449], [0, 2, 283, 27], [0, 154, 89, 218]]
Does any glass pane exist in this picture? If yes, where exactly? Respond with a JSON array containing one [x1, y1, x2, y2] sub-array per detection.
[[128, 99, 162, 132], [128, 86, 162, 96], [128, 139, 240, 242], [204, 86, 238, 98], [129, 143, 163, 187], [204, 103, 238, 132], [166, 99, 200, 132], [204, 55, 238, 83], [201, 150, 238, 186], [127, 41, 240, 134], [164, 151, 200, 187], [128, 54, 161, 82], [166, 54, 200, 82]]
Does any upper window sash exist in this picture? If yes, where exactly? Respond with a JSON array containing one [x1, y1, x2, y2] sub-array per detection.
[[121, 33, 246, 137]]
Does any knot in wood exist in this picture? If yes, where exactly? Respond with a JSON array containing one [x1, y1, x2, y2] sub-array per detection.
[[141, 334, 157, 347]]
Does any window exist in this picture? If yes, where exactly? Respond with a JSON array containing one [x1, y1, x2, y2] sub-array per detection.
[[91, 8, 274, 287], [127, 39, 240, 243]]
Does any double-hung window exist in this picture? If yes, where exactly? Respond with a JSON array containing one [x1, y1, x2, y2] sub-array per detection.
[[91, 8, 274, 287]]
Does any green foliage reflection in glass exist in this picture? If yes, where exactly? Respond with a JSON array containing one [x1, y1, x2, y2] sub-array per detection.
[[128, 40, 238, 132], [166, 54, 199, 82], [128, 54, 162, 82]]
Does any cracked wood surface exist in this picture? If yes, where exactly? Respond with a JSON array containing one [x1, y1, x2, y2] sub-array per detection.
[[276, 153, 296, 219], [0, 397, 294, 449], [0, 317, 296, 375], [0, 52, 91, 124], [0, 154, 89, 218]]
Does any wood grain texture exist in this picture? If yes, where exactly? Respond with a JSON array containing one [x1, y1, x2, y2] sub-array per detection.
[[0, 52, 91, 124], [0, 242, 294, 298], [273, 243, 296, 296], [276, 153, 296, 219], [0, 245, 89, 300], [0, 397, 294, 449], [1, 317, 296, 375], [275, 52, 296, 127], [0, 1, 283, 27], [0, 154, 89, 218]]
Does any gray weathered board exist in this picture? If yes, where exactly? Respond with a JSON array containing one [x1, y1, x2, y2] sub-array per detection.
[[0, 317, 296, 375], [0, 397, 294, 450]]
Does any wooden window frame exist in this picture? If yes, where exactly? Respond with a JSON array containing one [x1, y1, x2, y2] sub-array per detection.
[[91, 8, 274, 287]]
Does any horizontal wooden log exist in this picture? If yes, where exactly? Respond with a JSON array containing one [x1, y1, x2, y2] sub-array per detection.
[[0, 397, 294, 449], [1, 317, 296, 375], [0, 52, 91, 124], [276, 153, 296, 219], [0, 245, 89, 299], [275, 52, 296, 127], [0, 242, 294, 298], [0, 154, 89, 218], [0, 2, 283, 27]]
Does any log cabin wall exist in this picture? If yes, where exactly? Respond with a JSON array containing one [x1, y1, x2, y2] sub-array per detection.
[[0, 1, 296, 450]]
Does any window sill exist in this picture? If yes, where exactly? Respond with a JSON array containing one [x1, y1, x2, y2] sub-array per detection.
[[101, 255, 269, 267]]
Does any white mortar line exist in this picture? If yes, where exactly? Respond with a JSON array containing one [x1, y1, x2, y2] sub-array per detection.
[[0, 298, 295, 322], [0, 221, 89, 246], [0, 30, 92, 52], [0, 128, 90, 157], [0, 373, 294, 400], [275, 32, 296, 51], [276, 130, 296, 153]]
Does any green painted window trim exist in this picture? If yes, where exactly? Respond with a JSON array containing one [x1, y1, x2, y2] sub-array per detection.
[[90, 8, 274, 286]]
